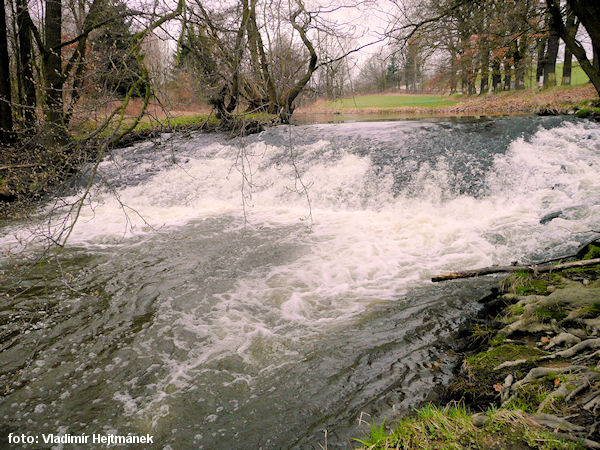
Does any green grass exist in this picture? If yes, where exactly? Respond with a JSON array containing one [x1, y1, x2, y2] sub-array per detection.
[[354, 405, 584, 449], [74, 111, 276, 141], [466, 62, 589, 91], [327, 94, 460, 110], [520, 62, 589, 88], [555, 62, 589, 86]]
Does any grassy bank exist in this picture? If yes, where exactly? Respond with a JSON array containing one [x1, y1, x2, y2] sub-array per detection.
[[327, 94, 460, 109], [301, 84, 598, 117], [356, 241, 600, 449]]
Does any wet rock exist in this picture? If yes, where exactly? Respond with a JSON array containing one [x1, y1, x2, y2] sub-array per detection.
[[540, 211, 562, 224], [536, 107, 560, 116]]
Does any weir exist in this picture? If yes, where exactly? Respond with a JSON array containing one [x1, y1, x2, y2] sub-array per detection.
[[1, 117, 599, 448]]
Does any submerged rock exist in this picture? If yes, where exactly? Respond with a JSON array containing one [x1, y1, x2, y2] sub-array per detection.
[[539, 211, 562, 224]]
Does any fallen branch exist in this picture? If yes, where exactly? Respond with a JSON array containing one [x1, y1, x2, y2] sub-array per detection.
[[432, 258, 600, 282]]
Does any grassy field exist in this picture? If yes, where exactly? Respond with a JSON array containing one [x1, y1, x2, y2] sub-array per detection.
[[522, 61, 589, 88], [553, 61, 589, 85], [327, 94, 460, 110], [325, 62, 590, 111]]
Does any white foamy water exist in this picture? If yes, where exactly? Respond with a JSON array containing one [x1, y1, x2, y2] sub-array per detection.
[[3, 120, 600, 326], [1, 118, 600, 448]]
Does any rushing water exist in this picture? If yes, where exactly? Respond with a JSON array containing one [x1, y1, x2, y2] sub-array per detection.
[[1, 116, 600, 448]]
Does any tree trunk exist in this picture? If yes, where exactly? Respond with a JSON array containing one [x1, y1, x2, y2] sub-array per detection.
[[247, 0, 278, 112], [432, 258, 600, 282], [43, 0, 64, 129], [543, 12, 560, 88], [561, 9, 577, 85], [16, 0, 37, 128], [514, 38, 528, 90], [536, 37, 547, 84], [282, 2, 317, 123], [491, 59, 501, 91], [449, 52, 458, 94], [0, 0, 13, 143], [479, 48, 489, 94], [503, 61, 512, 90]]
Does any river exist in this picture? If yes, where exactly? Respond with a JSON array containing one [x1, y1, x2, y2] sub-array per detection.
[[1, 116, 600, 448]]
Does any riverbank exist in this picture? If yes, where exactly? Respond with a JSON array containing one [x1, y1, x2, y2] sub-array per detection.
[[0, 111, 277, 221], [300, 85, 599, 118], [357, 241, 600, 449]]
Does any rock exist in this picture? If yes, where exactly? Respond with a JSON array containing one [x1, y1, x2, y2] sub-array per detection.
[[536, 107, 560, 116], [472, 413, 490, 428], [540, 211, 562, 224]]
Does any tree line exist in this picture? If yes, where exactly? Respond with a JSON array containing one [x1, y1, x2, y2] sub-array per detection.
[[356, 0, 600, 97], [0, 0, 599, 148]]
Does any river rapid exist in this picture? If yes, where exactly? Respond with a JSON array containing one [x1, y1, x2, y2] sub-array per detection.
[[1, 116, 600, 448]]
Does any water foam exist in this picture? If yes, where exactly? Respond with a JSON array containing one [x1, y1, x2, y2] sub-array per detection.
[[2, 119, 600, 446]]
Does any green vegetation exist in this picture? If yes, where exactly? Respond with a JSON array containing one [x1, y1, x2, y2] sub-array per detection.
[[582, 245, 600, 260], [575, 107, 600, 119], [327, 94, 460, 110], [555, 62, 590, 86], [501, 270, 551, 295], [520, 63, 589, 88], [534, 302, 568, 322], [77, 111, 277, 140], [581, 302, 600, 318], [466, 343, 546, 371], [358, 260, 600, 449], [355, 404, 583, 449]]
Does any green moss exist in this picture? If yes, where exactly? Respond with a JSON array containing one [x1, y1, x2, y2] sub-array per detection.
[[466, 343, 547, 371], [582, 245, 600, 260], [534, 302, 568, 322], [576, 107, 592, 118], [489, 333, 507, 347], [511, 305, 525, 315], [565, 264, 600, 273], [502, 271, 552, 295]]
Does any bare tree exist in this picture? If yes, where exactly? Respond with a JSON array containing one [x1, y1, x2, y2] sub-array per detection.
[[545, 0, 600, 96]]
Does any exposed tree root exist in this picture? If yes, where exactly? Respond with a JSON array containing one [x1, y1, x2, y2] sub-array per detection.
[[549, 338, 600, 359], [552, 431, 600, 449], [532, 413, 586, 433], [537, 384, 568, 413], [566, 372, 600, 401], [511, 366, 587, 391]]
